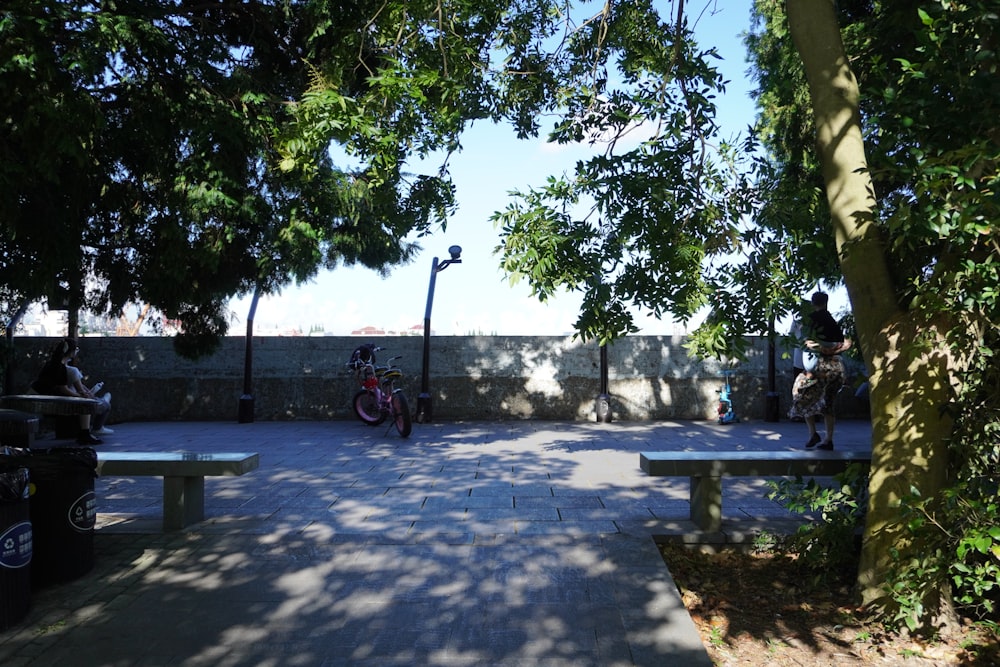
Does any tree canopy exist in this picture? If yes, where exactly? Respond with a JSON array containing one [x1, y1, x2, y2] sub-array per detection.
[[0, 0, 568, 354], [493, 2, 767, 348]]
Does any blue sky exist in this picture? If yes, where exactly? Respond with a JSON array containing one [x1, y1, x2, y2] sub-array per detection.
[[231, 3, 759, 336]]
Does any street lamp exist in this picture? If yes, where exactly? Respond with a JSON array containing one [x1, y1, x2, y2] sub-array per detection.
[[415, 245, 462, 423], [595, 343, 612, 423], [238, 285, 261, 424], [765, 313, 780, 422]]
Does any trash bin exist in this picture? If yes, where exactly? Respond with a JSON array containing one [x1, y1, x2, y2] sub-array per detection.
[[0, 462, 31, 630], [23, 448, 97, 587]]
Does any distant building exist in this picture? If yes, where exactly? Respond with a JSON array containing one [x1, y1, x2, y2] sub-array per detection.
[[350, 325, 386, 336]]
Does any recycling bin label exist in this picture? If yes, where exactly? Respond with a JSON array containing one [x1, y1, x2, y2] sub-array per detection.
[[68, 490, 97, 533], [0, 521, 32, 569]]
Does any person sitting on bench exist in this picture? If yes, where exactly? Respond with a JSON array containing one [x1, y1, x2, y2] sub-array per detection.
[[30, 337, 103, 445], [67, 349, 113, 436]]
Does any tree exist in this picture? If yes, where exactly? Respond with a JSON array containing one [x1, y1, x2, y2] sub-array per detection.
[[781, 0, 956, 624], [496, 0, 999, 631], [0, 0, 563, 355], [492, 1, 841, 352], [494, 1, 766, 348], [758, 0, 999, 630]]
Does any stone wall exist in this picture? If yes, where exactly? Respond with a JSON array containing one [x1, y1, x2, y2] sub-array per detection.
[[3, 335, 870, 422]]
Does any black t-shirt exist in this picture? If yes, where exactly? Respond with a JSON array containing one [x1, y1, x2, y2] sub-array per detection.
[[31, 360, 69, 395], [807, 309, 844, 344]]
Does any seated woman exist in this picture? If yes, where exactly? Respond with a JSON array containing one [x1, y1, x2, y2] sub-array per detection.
[[31, 337, 103, 445], [67, 350, 113, 436]]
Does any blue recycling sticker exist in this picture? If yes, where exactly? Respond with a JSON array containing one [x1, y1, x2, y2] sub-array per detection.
[[0, 521, 32, 569], [68, 490, 97, 533]]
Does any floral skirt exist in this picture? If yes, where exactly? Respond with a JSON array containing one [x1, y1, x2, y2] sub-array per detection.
[[788, 355, 846, 419]]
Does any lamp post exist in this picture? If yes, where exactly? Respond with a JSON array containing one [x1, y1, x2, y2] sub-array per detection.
[[238, 285, 261, 424], [415, 245, 462, 423], [765, 313, 780, 422], [595, 343, 612, 422]]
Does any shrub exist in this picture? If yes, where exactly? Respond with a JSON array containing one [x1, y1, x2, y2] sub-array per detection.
[[766, 463, 869, 587], [887, 479, 1000, 631]]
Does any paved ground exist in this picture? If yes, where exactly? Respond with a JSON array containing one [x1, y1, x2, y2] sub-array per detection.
[[0, 418, 872, 666]]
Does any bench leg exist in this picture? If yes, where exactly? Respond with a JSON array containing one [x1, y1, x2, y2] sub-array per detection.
[[163, 476, 205, 530], [690, 476, 722, 531]]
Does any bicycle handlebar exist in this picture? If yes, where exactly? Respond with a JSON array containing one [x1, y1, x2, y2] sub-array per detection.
[[345, 350, 398, 369]]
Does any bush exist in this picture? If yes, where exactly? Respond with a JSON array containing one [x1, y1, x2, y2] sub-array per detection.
[[766, 463, 868, 586], [888, 479, 1000, 631]]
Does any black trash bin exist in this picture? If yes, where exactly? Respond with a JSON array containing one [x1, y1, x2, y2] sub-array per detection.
[[0, 462, 32, 630], [23, 448, 97, 587]]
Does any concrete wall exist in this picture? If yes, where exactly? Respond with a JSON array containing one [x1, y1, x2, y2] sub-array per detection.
[[3, 336, 870, 423]]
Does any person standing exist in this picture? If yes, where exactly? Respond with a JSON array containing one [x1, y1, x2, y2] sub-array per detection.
[[788, 292, 852, 449]]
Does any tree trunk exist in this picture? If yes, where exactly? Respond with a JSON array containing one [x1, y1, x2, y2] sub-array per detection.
[[785, 0, 956, 626]]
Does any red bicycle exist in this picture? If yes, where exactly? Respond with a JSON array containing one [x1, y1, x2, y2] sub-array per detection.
[[346, 345, 412, 437]]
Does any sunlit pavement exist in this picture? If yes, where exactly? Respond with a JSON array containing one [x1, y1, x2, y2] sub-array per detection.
[[0, 418, 872, 666]]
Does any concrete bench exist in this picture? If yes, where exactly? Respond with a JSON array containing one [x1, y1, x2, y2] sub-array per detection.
[[96, 452, 260, 530], [639, 450, 872, 531], [0, 409, 40, 448]]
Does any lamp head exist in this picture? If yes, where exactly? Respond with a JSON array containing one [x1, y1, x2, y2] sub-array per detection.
[[448, 245, 462, 260]]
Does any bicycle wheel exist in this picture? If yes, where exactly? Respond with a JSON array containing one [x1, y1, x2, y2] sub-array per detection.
[[391, 391, 412, 437], [353, 390, 386, 426]]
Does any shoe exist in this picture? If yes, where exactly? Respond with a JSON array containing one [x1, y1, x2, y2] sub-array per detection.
[[817, 441, 834, 450], [93, 427, 114, 435], [77, 431, 103, 445], [805, 433, 821, 449], [102, 392, 112, 405]]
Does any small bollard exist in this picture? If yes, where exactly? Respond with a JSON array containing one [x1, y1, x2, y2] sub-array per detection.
[[595, 393, 613, 423], [238, 394, 255, 423], [764, 391, 780, 422]]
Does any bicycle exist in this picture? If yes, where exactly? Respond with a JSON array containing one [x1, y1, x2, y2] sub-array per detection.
[[716, 369, 739, 425], [346, 345, 413, 437]]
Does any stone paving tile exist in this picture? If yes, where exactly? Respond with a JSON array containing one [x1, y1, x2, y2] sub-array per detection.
[[424, 494, 514, 509], [0, 418, 872, 666]]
